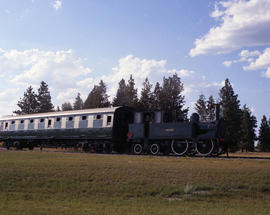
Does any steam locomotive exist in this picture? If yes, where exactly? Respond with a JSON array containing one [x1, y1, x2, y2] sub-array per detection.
[[0, 106, 226, 156]]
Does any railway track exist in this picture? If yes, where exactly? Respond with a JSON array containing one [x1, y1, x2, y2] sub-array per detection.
[[1, 146, 270, 160]]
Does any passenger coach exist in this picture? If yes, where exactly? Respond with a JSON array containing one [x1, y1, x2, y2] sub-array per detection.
[[0, 106, 134, 152]]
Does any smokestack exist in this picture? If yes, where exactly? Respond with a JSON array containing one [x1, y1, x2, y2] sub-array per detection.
[[215, 104, 220, 121]]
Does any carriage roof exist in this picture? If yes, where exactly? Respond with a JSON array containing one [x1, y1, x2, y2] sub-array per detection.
[[0, 107, 120, 121]]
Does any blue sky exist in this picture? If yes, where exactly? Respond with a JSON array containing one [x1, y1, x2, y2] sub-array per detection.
[[0, 0, 269, 123]]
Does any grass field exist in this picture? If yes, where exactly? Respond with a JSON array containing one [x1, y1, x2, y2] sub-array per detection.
[[1, 151, 270, 215]]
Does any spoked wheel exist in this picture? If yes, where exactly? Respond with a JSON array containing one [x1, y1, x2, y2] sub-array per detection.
[[171, 140, 189, 156], [196, 140, 214, 156], [133, 143, 143, 155], [150, 143, 160, 155]]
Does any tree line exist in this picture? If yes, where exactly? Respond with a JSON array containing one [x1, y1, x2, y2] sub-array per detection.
[[14, 76, 270, 152]]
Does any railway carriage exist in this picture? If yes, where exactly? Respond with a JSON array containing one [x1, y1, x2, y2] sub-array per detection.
[[0, 106, 134, 152]]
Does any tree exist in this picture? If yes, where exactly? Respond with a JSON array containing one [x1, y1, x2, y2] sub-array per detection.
[[257, 115, 270, 152], [219, 78, 242, 152], [126, 75, 138, 108], [152, 82, 162, 110], [239, 105, 257, 152], [206, 95, 216, 121], [73, 93, 84, 110], [139, 78, 154, 110], [84, 80, 110, 109], [194, 94, 207, 121], [159, 74, 188, 120], [61, 102, 73, 111], [37, 81, 54, 113], [14, 86, 38, 115], [112, 79, 128, 106], [113, 75, 139, 108]]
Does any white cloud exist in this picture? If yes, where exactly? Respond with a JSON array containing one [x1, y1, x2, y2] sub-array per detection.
[[244, 48, 270, 70], [262, 67, 270, 78], [190, 0, 270, 57], [206, 80, 226, 88], [56, 88, 78, 102], [0, 88, 20, 100], [98, 55, 195, 97], [105, 55, 167, 84], [53, 0, 62, 11], [76, 77, 94, 89], [239, 48, 270, 78], [222, 49, 261, 67], [239, 49, 261, 59], [223, 61, 233, 67], [250, 106, 255, 113], [167, 69, 194, 77], [0, 49, 220, 116], [0, 48, 93, 114], [222, 47, 270, 78]]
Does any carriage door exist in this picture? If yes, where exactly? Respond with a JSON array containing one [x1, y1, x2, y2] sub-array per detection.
[[47, 118, 54, 129]]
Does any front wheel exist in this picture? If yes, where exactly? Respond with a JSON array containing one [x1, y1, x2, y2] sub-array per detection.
[[133, 143, 143, 155], [196, 140, 214, 156], [150, 143, 160, 155]]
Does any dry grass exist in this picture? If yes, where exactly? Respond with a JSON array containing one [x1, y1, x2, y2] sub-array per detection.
[[220, 151, 270, 158], [0, 151, 270, 214]]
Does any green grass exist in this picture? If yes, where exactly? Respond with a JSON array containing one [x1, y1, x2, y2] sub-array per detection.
[[1, 151, 270, 214]]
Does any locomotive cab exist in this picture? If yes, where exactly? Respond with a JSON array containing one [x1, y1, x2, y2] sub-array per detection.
[[112, 106, 134, 153]]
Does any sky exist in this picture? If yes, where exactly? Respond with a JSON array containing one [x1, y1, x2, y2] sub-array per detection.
[[0, 0, 269, 124]]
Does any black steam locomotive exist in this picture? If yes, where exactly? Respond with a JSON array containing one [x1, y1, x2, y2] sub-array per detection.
[[0, 106, 226, 156]]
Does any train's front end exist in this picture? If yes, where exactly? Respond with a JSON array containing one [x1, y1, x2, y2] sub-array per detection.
[[191, 104, 226, 156]]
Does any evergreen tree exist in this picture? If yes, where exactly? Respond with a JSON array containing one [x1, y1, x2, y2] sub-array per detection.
[[257, 115, 270, 152], [206, 95, 216, 121], [159, 74, 188, 120], [37, 81, 54, 113], [139, 78, 154, 110], [219, 78, 242, 152], [126, 75, 138, 108], [73, 93, 84, 110], [112, 79, 128, 106], [194, 94, 207, 121], [56, 106, 61, 112], [239, 105, 257, 152], [61, 102, 73, 111], [152, 82, 161, 110], [14, 86, 38, 115], [84, 80, 110, 109]]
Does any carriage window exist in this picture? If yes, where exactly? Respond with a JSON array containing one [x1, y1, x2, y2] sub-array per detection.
[[40, 119, 44, 123], [5, 122, 8, 129], [69, 117, 73, 121], [163, 112, 173, 123], [11, 121, 15, 124], [20, 120, 24, 124], [48, 119, 52, 127], [30, 119, 34, 123], [56, 117, 61, 122], [107, 116, 112, 125], [82, 115, 87, 120], [96, 115, 102, 120]]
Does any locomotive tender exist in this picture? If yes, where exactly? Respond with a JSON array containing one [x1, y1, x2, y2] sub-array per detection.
[[0, 106, 226, 156]]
